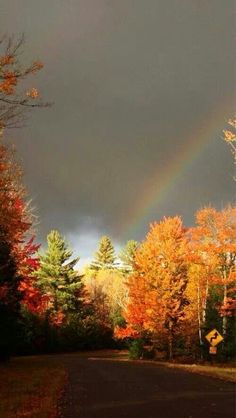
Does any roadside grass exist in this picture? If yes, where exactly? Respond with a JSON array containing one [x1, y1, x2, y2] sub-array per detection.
[[0, 355, 67, 418], [85, 350, 236, 383], [158, 362, 236, 383]]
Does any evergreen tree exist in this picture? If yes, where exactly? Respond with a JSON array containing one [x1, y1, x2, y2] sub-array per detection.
[[119, 240, 139, 273], [36, 230, 83, 324], [90, 236, 116, 270]]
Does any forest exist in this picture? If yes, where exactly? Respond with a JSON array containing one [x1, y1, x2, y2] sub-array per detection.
[[0, 36, 235, 363]]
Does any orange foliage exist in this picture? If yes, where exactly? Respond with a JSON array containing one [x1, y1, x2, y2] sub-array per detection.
[[0, 143, 30, 246], [189, 206, 236, 321], [0, 70, 17, 94], [191, 207, 236, 285], [0, 36, 48, 130], [0, 141, 46, 315], [118, 217, 190, 357], [17, 237, 49, 315]]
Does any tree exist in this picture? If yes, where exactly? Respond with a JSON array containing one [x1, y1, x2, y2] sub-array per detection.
[[18, 237, 48, 315], [90, 236, 116, 271], [115, 271, 151, 339], [36, 230, 84, 325], [190, 206, 236, 350], [0, 35, 49, 131], [0, 35, 50, 356], [223, 117, 236, 174], [117, 217, 190, 359], [0, 142, 36, 358], [0, 143, 30, 247], [0, 239, 21, 358], [119, 240, 139, 273], [83, 267, 110, 327], [84, 268, 128, 327]]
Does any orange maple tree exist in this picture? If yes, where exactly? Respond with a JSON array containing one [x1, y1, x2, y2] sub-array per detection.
[[17, 237, 49, 314], [0, 143, 29, 244], [116, 216, 190, 359], [0, 141, 44, 311], [0, 35, 49, 316]]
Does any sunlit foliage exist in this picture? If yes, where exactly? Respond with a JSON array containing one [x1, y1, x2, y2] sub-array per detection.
[[36, 230, 84, 326], [0, 35, 49, 131], [90, 235, 116, 271]]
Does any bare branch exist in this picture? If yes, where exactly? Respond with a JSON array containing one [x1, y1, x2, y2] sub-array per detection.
[[0, 34, 51, 131]]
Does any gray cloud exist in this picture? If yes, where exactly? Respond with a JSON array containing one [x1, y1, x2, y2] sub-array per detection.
[[1, 0, 235, 257]]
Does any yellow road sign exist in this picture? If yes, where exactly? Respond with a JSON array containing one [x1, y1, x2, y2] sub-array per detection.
[[205, 329, 223, 347]]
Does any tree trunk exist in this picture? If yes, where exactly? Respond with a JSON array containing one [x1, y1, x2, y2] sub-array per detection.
[[168, 320, 173, 360], [197, 279, 203, 359], [222, 282, 228, 339], [202, 276, 209, 325]]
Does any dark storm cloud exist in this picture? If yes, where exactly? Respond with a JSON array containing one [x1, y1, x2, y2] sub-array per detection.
[[1, 0, 235, 257]]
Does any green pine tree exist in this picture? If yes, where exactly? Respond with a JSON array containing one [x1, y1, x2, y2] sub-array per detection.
[[36, 230, 84, 322], [90, 236, 116, 270], [119, 240, 139, 273]]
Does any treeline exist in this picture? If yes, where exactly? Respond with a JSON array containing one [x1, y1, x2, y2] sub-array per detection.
[[0, 36, 235, 361], [114, 212, 236, 360], [35, 209, 235, 361], [1, 176, 235, 360]]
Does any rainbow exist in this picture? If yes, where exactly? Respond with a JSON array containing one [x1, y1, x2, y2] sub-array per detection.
[[120, 101, 234, 241]]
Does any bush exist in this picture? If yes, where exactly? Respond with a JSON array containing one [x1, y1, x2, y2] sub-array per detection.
[[128, 339, 144, 359], [142, 346, 156, 359]]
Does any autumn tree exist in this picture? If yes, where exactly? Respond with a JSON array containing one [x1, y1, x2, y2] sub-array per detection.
[[0, 144, 30, 246], [0, 35, 50, 357], [82, 267, 109, 327], [90, 236, 116, 271], [118, 217, 190, 359], [223, 117, 236, 178], [36, 230, 84, 325], [84, 268, 128, 327], [0, 141, 37, 357], [115, 272, 151, 340], [0, 143, 46, 357], [17, 237, 48, 315], [190, 206, 236, 351], [0, 239, 21, 358], [0, 35, 49, 131]]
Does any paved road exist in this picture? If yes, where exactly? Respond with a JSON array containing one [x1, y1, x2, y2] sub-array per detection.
[[60, 353, 235, 418]]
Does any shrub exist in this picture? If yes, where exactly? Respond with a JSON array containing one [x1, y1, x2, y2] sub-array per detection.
[[128, 339, 144, 359]]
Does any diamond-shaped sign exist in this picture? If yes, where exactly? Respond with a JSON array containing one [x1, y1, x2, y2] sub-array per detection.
[[205, 329, 223, 347]]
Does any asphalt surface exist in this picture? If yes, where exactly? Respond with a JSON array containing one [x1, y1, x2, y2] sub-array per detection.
[[60, 353, 236, 418]]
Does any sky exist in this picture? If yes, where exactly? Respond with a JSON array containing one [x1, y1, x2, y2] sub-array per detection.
[[1, 0, 235, 266]]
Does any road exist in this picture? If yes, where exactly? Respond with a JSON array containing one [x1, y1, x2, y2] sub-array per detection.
[[59, 353, 235, 418]]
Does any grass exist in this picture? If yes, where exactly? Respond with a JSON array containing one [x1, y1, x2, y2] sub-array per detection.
[[159, 361, 236, 382], [95, 350, 236, 382], [0, 355, 67, 418]]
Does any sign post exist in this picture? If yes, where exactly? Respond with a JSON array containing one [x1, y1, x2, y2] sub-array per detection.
[[209, 346, 217, 355]]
